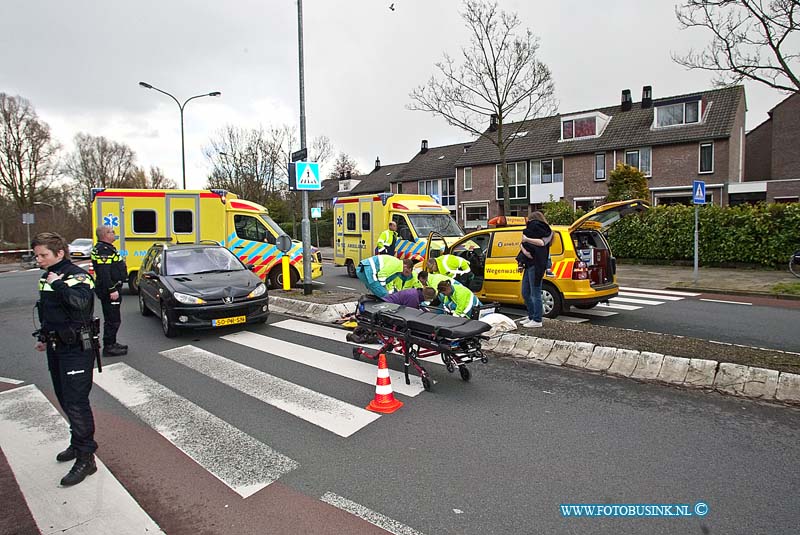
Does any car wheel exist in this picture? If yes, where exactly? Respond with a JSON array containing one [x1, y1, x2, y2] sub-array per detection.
[[139, 290, 153, 316], [161, 304, 178, 338], [269, 267, 300, 289], [574, 303, 598, 310], [128, 272, 139, 295], [346, 261, 357, 278], [541, 282, 562, 318]]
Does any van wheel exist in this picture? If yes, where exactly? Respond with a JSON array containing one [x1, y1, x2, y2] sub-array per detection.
[[542, 282, 562, 318], [269, 267, 300, 289], [346, 260, 357, 278], [128, 272, 139, 295]]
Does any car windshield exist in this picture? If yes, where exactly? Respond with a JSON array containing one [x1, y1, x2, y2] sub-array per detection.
[[71, 239, 92, 246], [407, 214, 464, 238], [165, 248, 244, 276]]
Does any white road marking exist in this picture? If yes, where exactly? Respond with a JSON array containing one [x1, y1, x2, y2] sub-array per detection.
[[93, 362, 297, 498], [337, 285, 358, 291], [609, 296, 665, 305], [618, 291, 684, 301], [620, 286, 701, 297], [161, 345, 379, 437], [0, 385, 164, 534], [567, 308, 618, 317], [557, 316, 590, 323], [700, 298, 752, 306], [321, 492, 426, 535], [0, 376, 24, 384], [221, 331, 425, 397], [597, 302, 642, 311]]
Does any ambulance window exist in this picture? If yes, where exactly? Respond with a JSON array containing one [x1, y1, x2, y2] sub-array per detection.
[[234, 214, 268, 242], [346, 213, 356, 232], [132, 210, 157, 233], [173, 210, 193, 233], [361, 213, 371, 231], [393, 215, 413, 240]]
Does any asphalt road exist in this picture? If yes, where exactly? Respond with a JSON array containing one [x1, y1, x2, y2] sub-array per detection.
[[1, 269, 799, 534]]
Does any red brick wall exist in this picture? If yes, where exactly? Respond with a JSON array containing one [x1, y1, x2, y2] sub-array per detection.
[[457, 164, 504, 222], [770, 93, 800, 180], [767, 179, 800, 201], [745, 120, 773, 180], [728, 94, 746, 183], [564, 153, 609, 200]]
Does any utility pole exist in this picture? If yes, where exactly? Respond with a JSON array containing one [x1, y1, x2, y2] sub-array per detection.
[[297, 0, 312, 295]]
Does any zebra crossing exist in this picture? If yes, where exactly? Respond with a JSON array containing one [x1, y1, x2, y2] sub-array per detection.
[[558, 286, 700, 323]]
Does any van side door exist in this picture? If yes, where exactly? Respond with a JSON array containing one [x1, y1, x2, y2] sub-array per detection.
[[358, 198, 374, 261]]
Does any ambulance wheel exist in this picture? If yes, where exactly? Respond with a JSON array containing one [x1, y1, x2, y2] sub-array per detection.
[[269, 267, 299, 289], [459, 366, 471, 382], [161, 304, 178, 338], [346, 261, 357, 278], [422, 375, 432, 391], [542, 282, 562, 319], [128, 272, 139, 295]]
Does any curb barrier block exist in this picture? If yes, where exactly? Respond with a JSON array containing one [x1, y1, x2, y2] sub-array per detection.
[[657, 356, 690, 385], [713, 363, 749, 395], [630, 352, 665, 380], [775, 372, 800, 404], [565, 342, 595, 369], [607, 348, 639, 377], [684, 358, 718, 388], [585, 346, 616, 372], [545, 341, 574, 366], [511, 335, 537, 358], [482, 337, 500, 351], [492, 334, 519, 355], [530, 338, 556, 361], [742, 367, 779, 400]]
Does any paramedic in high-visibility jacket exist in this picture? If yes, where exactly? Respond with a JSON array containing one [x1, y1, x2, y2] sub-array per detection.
[[375, 221, 399, 255], [356, 254, 405, 298], [426, 254, 471, 278], [436, 279, 481, 318]]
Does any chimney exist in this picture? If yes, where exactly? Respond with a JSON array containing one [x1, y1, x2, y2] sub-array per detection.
[[374, 156, 381, 170], [339, 171, 345, 180], [489, 114, 498, 132], [621, 89, 632, 111], [420, 139, 429, 153], [642, 85, 653, 108], [346, 170, 351, 180]]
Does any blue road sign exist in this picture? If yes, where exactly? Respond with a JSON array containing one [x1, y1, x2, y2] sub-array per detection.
[[311, 207, 322, 219], [295, 162, 321, 190], [693, 180, 706, 204]]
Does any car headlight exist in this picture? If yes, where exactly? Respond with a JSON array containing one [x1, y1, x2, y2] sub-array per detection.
[[173, 291, 206, 305], [247, 283, 266, 299]]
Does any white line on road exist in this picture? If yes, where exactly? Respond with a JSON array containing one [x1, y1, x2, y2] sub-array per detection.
[[699, 298, 752, 306], [337, 285, 358, 291], [618, 291, 684, 301], [0, 376, 24, 384], [321, 492, 426, 535], [609, 296, 666, 305], [93, 362, 298, 498], [161, 345, 380, 437], [596, 302, 642, 311], [557, 316, 590, 323], [620, 287, 701, 297], [221, 331, 425, 397], [0, 385, 164, 534], [567, 308, 618, 317]]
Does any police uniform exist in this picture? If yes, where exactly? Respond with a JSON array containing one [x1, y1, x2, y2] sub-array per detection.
[[37, 257, 98, 485], [91, 239, 128, 355]]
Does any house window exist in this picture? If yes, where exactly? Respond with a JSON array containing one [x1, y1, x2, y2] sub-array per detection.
[[699, 142, 714, 173], [562, 120, 574, 139], [464, 167, 473, 191], [530, 158, 563, 184], [418, 179, 439, 196], [132, 210, 157, 234], [441, 178, 456, 207], [656, 100, 701, 127], [624, 148, 652, 176], [397, 182, 403, 194], [625, 150, 639, 170], [463, 203, 488, 229], [496, 162, 527, 200], [595, 153, 605, 181], [561, 117, 596, 139]]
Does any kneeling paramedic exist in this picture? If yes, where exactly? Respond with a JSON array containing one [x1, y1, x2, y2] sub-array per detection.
[[355, 254, 406, 298], [436, 279, 481, 318], [32, 232, 100, 487]]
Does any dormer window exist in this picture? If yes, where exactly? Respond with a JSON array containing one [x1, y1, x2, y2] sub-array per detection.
[[655, 98, 702, 128], [561, 112, 610, 141], [509, 131, 528, 139]]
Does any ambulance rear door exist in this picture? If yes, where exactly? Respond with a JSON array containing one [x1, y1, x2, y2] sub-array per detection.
[[358, 197, 375, 262], [94, 196, 125, 257], [165, 192, 199, 244]]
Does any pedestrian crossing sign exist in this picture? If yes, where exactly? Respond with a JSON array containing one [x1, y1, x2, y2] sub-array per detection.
[[294, 162, 321, 191], [693, 180, 706, 204]]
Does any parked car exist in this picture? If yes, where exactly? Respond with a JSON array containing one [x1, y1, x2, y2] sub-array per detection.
[[430, 199, 649, 318], [137, 243, 269, 337], [69, 238, 94, 259]]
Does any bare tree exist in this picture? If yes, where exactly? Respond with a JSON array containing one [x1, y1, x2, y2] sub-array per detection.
[[128, 165, 177, 189], [310, 135, 333, 167], [64, 133, 137, 205], [0, 93, 61, 213], [409, 0, 556, 214], [673, 0, 800, 92], [327, 152, 361, 179]]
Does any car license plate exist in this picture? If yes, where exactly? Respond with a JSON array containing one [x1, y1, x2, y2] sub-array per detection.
[[74, 252, 84, 256], [212, 315, 246, 327]]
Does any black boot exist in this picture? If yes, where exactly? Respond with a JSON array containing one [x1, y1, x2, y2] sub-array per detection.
[[103, 343, 127, 357], [56, 445, 76, 462], [60, 452, 97, 486], [114, 342, 128, 351]]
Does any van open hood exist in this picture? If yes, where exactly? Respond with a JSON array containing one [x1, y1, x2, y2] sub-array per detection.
[[568, 199, 650, 233]]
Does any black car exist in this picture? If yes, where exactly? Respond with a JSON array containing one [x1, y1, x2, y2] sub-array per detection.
[[137, 243, 269, 337]]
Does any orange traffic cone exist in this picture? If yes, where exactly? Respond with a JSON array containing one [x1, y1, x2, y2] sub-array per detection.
[[366, 354, 404, 414]]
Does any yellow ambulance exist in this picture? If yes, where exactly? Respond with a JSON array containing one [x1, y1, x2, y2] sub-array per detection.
[[91, 188, 322, 292], [333, 192, 464, 277]]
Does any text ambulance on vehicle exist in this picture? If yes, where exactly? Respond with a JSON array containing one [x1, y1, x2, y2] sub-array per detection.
[[91, 188, 322, 292], [333, 192, 464, 277], [435, 199, 649, 318]]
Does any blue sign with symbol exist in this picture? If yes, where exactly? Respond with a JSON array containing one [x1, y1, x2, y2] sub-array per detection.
[[693, 180, 706, 205], [295, 162, 321, 191], [336, 216, 343, 227], [103, 213, 119, 227]]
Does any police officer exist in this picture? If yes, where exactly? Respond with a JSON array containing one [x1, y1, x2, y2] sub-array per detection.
[[91, 225, 128, 357], [375, 221, 398, 255], [32, 232, 99, 486]]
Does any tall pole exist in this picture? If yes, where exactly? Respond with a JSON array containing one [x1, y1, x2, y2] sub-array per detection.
[[693, 205, 699, 284], [180, 106, 186, 189], [297, 0, 312, 295]]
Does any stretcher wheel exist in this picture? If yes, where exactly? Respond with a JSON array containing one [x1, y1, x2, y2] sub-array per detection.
[[459, 366, 471, 382], [352, 347, 360, 360], [422, 376, 432, 391], [446, 362, 455, 373], [479, 352, 488, 364]]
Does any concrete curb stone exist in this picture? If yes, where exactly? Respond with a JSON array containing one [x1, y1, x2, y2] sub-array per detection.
[[565, 342, 595, 369], [742, 367, 780, 400], [482, 337, 500, 351], [545, 341, 574, 366], [714, 363, 750, 396], [530, 338, 556, 361], [657, 356, 690, 385], [511, 335, 537, 358], [684, 359, 718, 388], [607, 348, 639, 377], [630, 352, 665, 381], [585, 346, 616, 372], [493, 334, 519, 355], [775, 372, 800, 403]]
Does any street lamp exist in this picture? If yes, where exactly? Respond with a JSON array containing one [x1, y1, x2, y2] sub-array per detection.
[[138, 81, 221, 189], [33, 201, 55, 220]]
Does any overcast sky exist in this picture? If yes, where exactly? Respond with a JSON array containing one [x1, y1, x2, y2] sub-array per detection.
[[1, 0, 791, 189]]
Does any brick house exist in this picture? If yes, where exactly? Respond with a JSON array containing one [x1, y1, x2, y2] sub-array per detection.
[[742, 91, 800, 204], [452, 85, 748, 227], [310, 157, 407, 211]]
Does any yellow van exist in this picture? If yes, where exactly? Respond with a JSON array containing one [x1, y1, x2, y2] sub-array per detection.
[[437, 200, 649, 317], [91, 188, 322, 292], [333, 193, 464, 277]]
